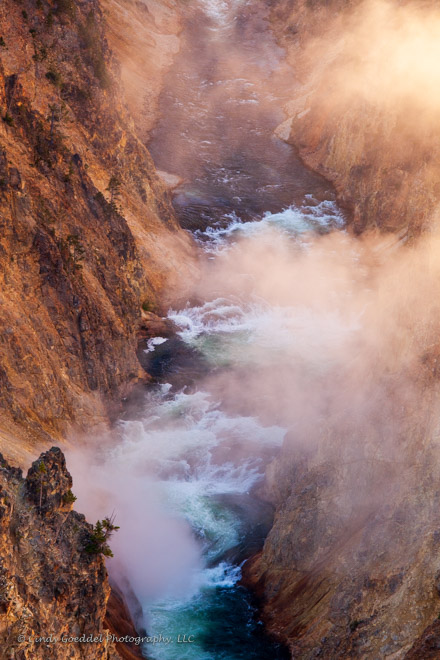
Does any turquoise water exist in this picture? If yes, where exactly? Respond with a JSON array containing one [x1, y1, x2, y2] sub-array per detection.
[[135, 0, 346, 656]]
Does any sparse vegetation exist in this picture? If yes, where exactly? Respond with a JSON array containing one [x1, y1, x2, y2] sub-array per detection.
[[59, 234, 85, 272], [85, 515, 120, 557], [38, 461, 46, 512], [0, 37, 6, 48], [63, 164, 74, 183], [32, 46, 47, 62], [55, 0, 76, 17], [48, 103, 66, 144], [106, 175, 122, 211], [142, 300, 152, 312], [349, 619, 362, 633], [2, 113, 13, 126], [62, 489, 77, 505], [78, 12, 111, 89], [45, 69, 62, 87]]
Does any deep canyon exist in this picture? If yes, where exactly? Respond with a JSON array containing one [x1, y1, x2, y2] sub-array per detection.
[[2, 0, 440, 659]]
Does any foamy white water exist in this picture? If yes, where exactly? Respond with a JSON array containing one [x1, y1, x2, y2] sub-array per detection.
[[67, 0, 348, 654], [194, 199, 344, 252]]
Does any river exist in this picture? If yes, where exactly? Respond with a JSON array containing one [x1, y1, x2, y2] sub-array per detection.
[[72, 1, 345, 658], [138, 2, 342, 658]]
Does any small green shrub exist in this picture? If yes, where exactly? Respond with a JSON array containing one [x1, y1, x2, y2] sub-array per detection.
[[349, 620, 362, 633], [62, 489, 77, 505], [0, 36, 6, 47], [85, 516, 119, 557], [55, 0, 76, 17], [59, 233, 85, 272], [92, 53, 111, 89], [45, 69, 61, 86], [2, 113, 14, 126], [78, 12, 111, 89]]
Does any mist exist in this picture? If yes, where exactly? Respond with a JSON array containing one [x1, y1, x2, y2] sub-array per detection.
[[67, 436, 203, 607], [64, 0, 440, 643], [65, 218, 440, 625]]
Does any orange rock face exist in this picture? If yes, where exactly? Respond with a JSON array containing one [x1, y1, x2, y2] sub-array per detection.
[[0, 0, 197, 450]]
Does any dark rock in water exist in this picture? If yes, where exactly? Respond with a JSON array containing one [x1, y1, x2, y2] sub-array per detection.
[[138, 333, 211, 389], [212, 492, 276, 565]]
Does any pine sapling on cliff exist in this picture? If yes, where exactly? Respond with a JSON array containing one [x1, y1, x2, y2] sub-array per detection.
[[85, 514, 120, 557]]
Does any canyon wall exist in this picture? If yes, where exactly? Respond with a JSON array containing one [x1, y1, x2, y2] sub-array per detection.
[[0, 0, 194, 656], [101, 0, 181, 140], [0, 0, 195, 457], [271, 0, 440, 236], [243, 1, 440, 657]]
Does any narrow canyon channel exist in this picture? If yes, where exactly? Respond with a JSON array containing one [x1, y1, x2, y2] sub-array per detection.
[[75, 2, 343, 658]]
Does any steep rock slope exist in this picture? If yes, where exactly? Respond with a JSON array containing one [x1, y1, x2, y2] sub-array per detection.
[[270, 0, 440, 235], [246, 420, 440, 658], [243, 1, 440, 656], [0, 0, 196, 450], [0, 446, 123, 660], [101, 0, 181, 140]]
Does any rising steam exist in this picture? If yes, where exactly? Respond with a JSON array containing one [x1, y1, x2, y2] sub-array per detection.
[[65, 0, 440, 632]]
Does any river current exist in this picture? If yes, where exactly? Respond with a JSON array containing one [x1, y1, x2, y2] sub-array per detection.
[[135, 2, 343, 657], [73, 1, 345, 658]]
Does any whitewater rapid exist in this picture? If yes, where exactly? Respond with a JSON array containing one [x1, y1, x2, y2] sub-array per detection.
[[68, 0, 346, 656], [115, 202, 342, 659]]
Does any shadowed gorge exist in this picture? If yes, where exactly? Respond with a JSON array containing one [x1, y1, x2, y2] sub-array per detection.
[[2, 0, 440, 659]]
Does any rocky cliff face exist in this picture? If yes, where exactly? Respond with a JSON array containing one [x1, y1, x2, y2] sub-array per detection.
[[0, 446, 124, 660], [0, 0, 196, 450], [242, 1, 440, 657], [101, 0, 181, 140], [245, 420, 440, 658], [270, 0, 440, 236]]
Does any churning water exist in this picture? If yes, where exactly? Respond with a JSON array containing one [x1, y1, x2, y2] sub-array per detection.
[[116, 199, 341, 659], [130, 2, 344, 657], [78, 1, 345, 658]]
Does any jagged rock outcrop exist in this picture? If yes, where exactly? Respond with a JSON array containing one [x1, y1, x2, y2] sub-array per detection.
[[0, 447, 124, 660], [0, 0, 196, 450]]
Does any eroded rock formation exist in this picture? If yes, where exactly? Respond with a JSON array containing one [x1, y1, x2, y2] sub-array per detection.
[[0, 447, 124, 660]]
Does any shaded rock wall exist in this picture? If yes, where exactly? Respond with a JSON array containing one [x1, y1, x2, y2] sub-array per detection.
[[244, 2, 440, 656]]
